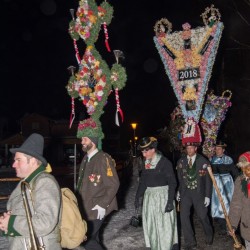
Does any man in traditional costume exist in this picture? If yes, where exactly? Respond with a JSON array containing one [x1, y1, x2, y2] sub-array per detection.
[[76, 136, 120, 250], [135, 137, 178, 250], [210, 140, 238, 235], [229, 152, 250, 250], [176, 139, 213, 250], [0, 133, 62, 250]]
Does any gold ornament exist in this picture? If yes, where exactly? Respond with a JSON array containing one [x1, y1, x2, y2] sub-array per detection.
[[154, 18, 172, 36]]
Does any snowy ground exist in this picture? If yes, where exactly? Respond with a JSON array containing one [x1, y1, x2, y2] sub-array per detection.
[[0, 165, 241, 250], [101, 174, 145, 250]]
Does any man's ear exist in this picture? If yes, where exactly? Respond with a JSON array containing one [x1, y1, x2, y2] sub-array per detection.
[[30, 157, 39, 166]]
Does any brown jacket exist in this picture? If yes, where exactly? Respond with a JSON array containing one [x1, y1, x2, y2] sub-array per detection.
[[229, 174, 250, 241], [77, 151, 120, 220]]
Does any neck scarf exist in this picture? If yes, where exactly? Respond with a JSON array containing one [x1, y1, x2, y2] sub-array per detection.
[[241, 176, 250, 198], [145, 153, 161, 169]]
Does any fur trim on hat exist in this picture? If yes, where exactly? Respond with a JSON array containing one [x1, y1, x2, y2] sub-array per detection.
[[237, 151, 250, 168]]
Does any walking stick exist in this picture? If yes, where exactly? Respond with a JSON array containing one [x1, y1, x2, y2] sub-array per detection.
[[207, 166, 245, 250]]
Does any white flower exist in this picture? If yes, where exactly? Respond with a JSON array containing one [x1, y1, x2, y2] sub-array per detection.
[[97, 90, 103, 96], [203, 164, 208, 169]]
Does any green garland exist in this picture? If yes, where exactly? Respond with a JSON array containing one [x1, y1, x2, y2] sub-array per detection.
[[111, 63, 127, 90], [66, 75, 78, 98], [68, 1, 113, 45], [100, 2, 113, 25]]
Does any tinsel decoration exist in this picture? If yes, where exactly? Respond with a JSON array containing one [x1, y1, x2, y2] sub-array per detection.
[[67, 66, 76, 128], [103, 22, 111, 52]]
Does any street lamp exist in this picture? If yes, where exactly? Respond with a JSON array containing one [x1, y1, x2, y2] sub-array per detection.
[[131, 123, 138, 157], [134, 136, 138, 157], [131, 123, 137, 137]]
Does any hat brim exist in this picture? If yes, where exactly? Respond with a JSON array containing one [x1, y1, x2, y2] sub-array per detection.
[[237, 162, 250, 168], [10, 148, 47, 166], [214, 144, 227, 148], [137, 141, 157, 151], [184, 142, 200, 147]]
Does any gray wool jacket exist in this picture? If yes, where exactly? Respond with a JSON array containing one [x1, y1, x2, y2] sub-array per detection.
[[6, 167, 62, 250]]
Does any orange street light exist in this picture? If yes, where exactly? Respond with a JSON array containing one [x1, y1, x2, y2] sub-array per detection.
[[131, 123, 138, 140], [131, 123, 138, 157], [131, 123, 137, 130]]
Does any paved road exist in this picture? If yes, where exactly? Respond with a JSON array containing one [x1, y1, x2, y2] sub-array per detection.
[[0, 165, 243, 250]]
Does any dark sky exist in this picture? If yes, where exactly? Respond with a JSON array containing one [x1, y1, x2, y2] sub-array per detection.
[[1, 0, 250, 143]]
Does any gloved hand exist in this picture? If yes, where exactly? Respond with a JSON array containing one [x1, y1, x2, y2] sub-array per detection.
[[165, 202, 174, 213], [204, 197, 210, 207], [134, 199, 139, 209], [92, 205, 106, 220], [176, 191, 181, 202]]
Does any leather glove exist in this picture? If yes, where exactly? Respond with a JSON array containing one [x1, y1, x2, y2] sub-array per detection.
[[165, 202, 174, 213], [134, 199, 139, 209], [204, 197, 210, 207], [176, 191, 181, 202], [92, 205, 106, 220]]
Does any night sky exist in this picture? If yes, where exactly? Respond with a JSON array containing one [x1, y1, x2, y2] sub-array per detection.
[[2, 0, 250, 148]]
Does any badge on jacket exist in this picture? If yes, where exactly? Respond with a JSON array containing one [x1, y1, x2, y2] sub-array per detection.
[[89, 174, 101, 186]]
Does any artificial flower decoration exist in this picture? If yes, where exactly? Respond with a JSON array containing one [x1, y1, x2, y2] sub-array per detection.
[[69, 0, 114, 45], [200, 90, 232, 158], [168, 105, 186, 152], [67, 46, 107, 115], [153, 5, 223, 122], [66, 0, 127, 147], [77, 117, 104, 143], [165, 89, 232, 157]]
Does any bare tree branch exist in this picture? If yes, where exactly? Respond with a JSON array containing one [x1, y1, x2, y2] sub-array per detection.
[[232, 0, 250, 26], [230, 36, 250, 48], [243, 0, 250, 7]]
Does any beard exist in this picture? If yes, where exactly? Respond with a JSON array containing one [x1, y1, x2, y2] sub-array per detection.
[[82, 142, 94, 152]]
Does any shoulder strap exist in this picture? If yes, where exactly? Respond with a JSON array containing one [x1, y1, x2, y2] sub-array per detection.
[[106, 157, 113, 176]]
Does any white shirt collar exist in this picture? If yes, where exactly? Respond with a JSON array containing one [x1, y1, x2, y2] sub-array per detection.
[[187, 154, 196, 162], [87, 149, 98, 162]]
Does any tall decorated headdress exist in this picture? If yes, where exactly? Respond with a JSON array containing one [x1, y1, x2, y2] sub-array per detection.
[[153, 5, 224, 145], [200, 90, 232, 158], [66, 0, 127, 148], [165, 90, 232, 156]]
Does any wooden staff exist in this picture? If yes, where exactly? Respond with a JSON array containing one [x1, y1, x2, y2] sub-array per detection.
[[207, 166, 245, 250], [0, 178, 20, 182], [0, 195, 10, 200]]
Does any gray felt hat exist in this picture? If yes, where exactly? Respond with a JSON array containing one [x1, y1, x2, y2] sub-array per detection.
[[10, 133, 47, 166]]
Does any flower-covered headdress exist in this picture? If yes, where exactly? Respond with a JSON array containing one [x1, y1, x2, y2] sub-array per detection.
[[66, 0, 127, 147], [200, 90, 232, 158], [237, 152, 250, 168], [153, 5, 224, 146]]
